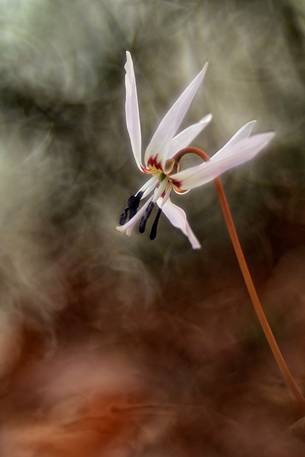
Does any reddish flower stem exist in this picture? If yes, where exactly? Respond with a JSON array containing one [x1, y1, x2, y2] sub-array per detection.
[[174, 146, 305, 410]]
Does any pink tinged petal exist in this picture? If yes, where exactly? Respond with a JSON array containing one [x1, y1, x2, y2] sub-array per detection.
[[171, 132, 275, 191], [211, 120, 256, 161], [144, 63, 208, 167], [116, 196, 154, 236], [125, 51, 142, 170], [157, 198, 201, 249], [167, 113, 212, 159]]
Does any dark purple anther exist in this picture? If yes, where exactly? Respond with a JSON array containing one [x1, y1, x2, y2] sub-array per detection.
[[149, 207, 162, 240], [139, 201, 154, 233], [119, 208, 129, 225], [128, 191, 143, 219], [119, 191, 144, 225]]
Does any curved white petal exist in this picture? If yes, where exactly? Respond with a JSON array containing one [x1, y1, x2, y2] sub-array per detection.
[[117, 196, 153, 236], [136, 176, 159, 199], [125, 51, 142, 170], [141, 176, 159, 199], [157, 197, 201, 249], [144, 63, 208, 167], [211, 120, 256, 161], [171, 132, 274, 191], [167, 113, 212, 159]]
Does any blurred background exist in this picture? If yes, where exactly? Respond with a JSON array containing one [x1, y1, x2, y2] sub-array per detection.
[[0, 0, 304, 455]]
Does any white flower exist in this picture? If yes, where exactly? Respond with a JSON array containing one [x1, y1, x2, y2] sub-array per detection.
[[117, 51, 274, 249]]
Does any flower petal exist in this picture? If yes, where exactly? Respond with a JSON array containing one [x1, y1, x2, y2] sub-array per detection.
[[125, 51, 142, 170], [157, 197, 201, 249], [211, 120, 256, 161], [171, 132, 274, 191], [136, 176, 159, 199], [167, 113, 212, 159], [117, 196, 153, 236], [144, 63, 208, 167]]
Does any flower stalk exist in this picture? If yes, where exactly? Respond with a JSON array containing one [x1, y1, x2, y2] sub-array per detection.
[[119, 51, 304, 411], [173, 146, 305, 411]]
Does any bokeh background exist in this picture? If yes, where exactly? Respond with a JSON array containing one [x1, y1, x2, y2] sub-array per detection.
[[0, 0, 305, 455]]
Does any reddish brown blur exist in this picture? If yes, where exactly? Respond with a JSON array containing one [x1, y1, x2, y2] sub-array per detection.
[[1, 250, 305, 457]]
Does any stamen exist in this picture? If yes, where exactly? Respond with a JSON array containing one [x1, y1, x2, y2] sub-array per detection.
[[136, 191, 144, 199], [128, 191, 143, 219], [139, 202, 154, 233], [149, 207, 162, 240], [119, 208, 129, 225], [119, 191, 144, 225]]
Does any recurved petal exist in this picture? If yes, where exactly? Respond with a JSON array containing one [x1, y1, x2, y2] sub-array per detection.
[[125, 51, 142, 170], [171, 132, 274, 191], [211, 120, 256, 161], [157, 197, 201, 249], [167, 113, 212, 159], [144, 63, 208, 167]]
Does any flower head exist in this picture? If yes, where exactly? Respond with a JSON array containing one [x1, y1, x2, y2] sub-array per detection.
[[117, 51, 274, 249]]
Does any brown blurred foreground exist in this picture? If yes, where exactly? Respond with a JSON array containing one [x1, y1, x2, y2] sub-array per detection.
[[1, 247, 305, 456]]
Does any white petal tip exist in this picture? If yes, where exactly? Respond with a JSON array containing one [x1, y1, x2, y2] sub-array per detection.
[[195, 113, 212, 128], [201, 62, 209, 78], [192, 244, 202, 250], [116, 225, 132, 236], [203, 113, 212, 123], [125, 51, 133, 71], [261, 131, 275, 144], [267, 131, 275, 138], [194, 62, 209, 85]]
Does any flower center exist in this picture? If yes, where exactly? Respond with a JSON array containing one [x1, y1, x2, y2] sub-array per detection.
[[145, 155, 180, 189], [144, 156, 165, 181]]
